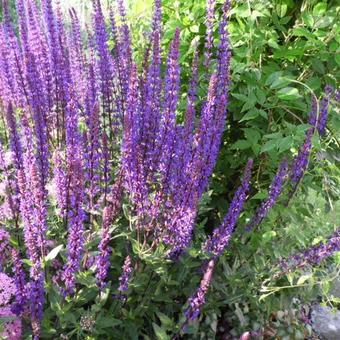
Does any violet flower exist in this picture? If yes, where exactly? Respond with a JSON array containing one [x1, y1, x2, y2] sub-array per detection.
[[204, 159, 253, 257], [317, 85, 333, 135], [281, 225, 340, 272], [290, 127, 313, 185], [184, 259, 215, 323], [246, 158, 288, 231], [118, 255, 133, 292]]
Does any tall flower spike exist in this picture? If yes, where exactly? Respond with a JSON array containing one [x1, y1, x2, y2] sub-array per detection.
[[290, 127, 313, 185], [155, 28, 181, 193], [204, 159, 253, 257], [10, 248, 27, 316], [246, 158, 288, 231], [5, 103, 23, 170], [122, 65, 149, 219], [0, 142, 19, 222], [118, 255, 133, 292], [281, 225, 340, 272], [204, 0, 215, 68], [52, 148, 68, 217], [85, 102, 101, 211], [96, 174, 123, 289], [317, 85, 333, 135], [0, 228, 10, 269], [140, 3, 162, 177], [62, 96, 85, 296], [19, 116, 46, 338], [184, 259, 215, 323]]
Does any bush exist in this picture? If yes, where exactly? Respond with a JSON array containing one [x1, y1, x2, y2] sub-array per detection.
[[0, 0, 338, 339]]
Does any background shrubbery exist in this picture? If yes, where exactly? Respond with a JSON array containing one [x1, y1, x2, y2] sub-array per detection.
[[0, 0, 339, 339]]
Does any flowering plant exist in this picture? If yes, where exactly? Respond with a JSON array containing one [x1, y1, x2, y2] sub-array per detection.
[[0, 0, 338, 338]]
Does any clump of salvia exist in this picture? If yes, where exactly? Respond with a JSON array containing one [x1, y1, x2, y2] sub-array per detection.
[[0, 0, 335, 337]]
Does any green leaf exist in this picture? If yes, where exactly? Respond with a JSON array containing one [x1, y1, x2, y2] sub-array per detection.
[[261, 140, 278, 153], [231, 140, 251, 150], [244, 128, 261, 144], [262, 231, 277, 242], [96, 316, 121, 328], [152, 323, 169, 340], [276, 3, 287, 17], [302, 12, 314, 27], [292, 27, 316, 41], [270, 76, 291, 89], [335, 54, 340, 67], [313, 3, 327, 16], [157, 312, 174, 328], [265, 71, 282, 86], [297, 274, 312, 285], [251, 191, 268, 200], [231, 93, 249, 102], [277, 87, 301, 100], [240, 110, 258, 122], [314, 16, 332, 28], [278, 136, 293, 152], [45, 245, 63, 262]]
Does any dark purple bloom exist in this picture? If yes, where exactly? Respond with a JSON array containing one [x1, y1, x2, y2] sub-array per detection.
[[118, 255, 133, 292]]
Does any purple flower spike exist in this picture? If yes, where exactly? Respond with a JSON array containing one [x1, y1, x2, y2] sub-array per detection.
[[290, 128, 313, 184], [184, 259, 215, 323], [96, 173, 123, 289], [204, 159, 253, 257], [10, 248, 27, 316], [118, 255, 133, 293], [246, 158, 288, 231], [317, 86, 333, 135], [281, 225, 340, 272]]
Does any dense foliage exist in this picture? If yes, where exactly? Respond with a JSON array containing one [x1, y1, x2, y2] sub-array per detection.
[[0, 0, 339, 339]]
